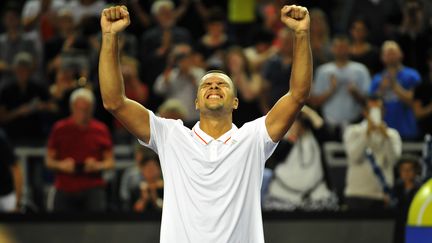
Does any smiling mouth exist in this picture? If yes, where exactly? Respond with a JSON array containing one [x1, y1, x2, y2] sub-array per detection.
[[206, 94, 222, 99]]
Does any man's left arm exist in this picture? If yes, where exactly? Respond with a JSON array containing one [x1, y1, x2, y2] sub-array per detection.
[[265, 5, 312, 142]]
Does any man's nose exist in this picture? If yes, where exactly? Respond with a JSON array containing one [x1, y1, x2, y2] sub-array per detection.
[[210, 83, 220, 89]]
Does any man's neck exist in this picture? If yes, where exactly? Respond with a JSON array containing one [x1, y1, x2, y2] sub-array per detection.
[[335, 58, 349, 67], [199, 113, 233, 139]]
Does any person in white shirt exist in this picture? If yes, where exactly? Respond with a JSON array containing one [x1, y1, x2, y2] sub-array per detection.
[[343, 95, 402, 210], [99, 4, 312, 243]]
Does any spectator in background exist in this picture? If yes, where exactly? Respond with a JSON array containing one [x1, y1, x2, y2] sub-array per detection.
[[413, 50, 432, 137], [370, 40, 421, 140], [154, 43, 205, 123], [265, 107, 336, 211], [309, 8, 332, 70], [46, 88, 114, 212], [225, 47, 264, 127], [0, 52, 56, 144], [309, 35, 371, 141], [0, 7, 38, 83], [44, 8, 90, 79], [140, 0, 191, 86], [393, 154, 422, 243], [244, 28, 277, 72], [63, 0, 106, 26], [120, 145, 162, 212], [0, 129, 23, 213], [227, 0, 257, 47], [157, 98, 187, 121], [343, 95, 402, 210], [196, 8, 230, 70], [262, 28, 293, 109], [349, 17, 381, 75], [394, 0, 431, 76]]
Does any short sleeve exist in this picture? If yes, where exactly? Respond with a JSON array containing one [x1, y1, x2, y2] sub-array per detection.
[[357, 64, 371, 94], [137, 110, 180, 154], [248, 116, 279, 164]]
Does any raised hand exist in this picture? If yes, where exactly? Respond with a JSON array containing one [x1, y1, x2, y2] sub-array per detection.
[[101, 5, 130, 35], [280, 5, 310, 34]]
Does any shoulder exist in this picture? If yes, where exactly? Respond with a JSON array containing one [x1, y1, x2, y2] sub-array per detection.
[[348, 61, 369, 72], [401, 67, 421, 78], [52, 118, 73, 132], [316, 62, 336, 74]]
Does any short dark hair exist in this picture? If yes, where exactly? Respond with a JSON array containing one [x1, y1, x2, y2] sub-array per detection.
[[397, 154, 422, 174], [202, 70, 238, 97]]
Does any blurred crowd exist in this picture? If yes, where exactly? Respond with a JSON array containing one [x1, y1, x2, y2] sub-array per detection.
[[0, 1, 431, 240]]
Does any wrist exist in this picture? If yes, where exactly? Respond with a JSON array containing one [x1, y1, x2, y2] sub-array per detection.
[[294, 30, 310, 37]]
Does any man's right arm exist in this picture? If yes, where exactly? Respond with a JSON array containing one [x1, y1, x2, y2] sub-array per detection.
[[99, 6, 150, 143]]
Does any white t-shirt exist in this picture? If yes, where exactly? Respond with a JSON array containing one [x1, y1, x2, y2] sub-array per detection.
[[139, 111, 278, 243]]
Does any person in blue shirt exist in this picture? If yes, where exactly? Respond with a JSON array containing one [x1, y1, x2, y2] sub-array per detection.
[[370, 41, 421, 140]]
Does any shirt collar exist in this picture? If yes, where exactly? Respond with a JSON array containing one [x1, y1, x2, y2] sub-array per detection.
[[192, 122, 238, 145]]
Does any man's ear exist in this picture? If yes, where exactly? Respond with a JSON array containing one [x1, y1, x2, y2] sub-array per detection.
[[233, 97, 239, 110], [195, 98, 199, 110]]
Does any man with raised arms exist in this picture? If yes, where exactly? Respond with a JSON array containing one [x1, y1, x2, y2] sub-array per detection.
[[99, 4, 311, 243]]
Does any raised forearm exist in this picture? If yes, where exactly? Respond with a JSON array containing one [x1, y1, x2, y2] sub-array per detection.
[[392, 82, 413, 105], [99, 33, 127, 111], [289, 32, 312, 104]]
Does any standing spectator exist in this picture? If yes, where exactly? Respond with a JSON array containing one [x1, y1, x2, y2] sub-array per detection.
[[393, 155, 422, 243], [413, 49, 432, 137], [343, 95, 402, 210], [0, 52, 55, 144], [309, 35, 371, 140], [225, 47, 264, 127], [0, 129, 23, 213], [140, 0, 191, 88], [46, 88, 114, 212], [349, 18, 381, 75], [309, 8, 332, 70], [370, 40, 421, 140], [394, 0, 430, 76], [244, 28, 276, 72], [63, 0, 107, 26], [262, 28, 293, 109], [0, 7, 38, 83], [227, 0, 257, 46], [154, 44, 205, 123]]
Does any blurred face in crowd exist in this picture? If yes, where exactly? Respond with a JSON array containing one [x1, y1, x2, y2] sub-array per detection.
[[278, 29, 294, 57], [155, 5, 175, 29], [399, 161, 417, 184], [71, 97, 93, 125], [3, 10, 20, 31], [207, 21, 224, 37], [195, 73, 238, 115], [226, 50, 246, 74], [331, 38, 350, 61], [57, 12, 75, 35], [381, 42, 403, 67], [140, 159, 161, 183], [14, 64, 32, 84], [350, 20, 368, 43]]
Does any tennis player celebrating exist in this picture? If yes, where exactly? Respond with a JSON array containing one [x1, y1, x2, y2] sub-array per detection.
[[99, 4, 311, 243]]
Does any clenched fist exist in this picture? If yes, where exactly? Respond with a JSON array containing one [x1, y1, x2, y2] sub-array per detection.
[[281, 5, 310, 34], [101, 5, 130, 34]]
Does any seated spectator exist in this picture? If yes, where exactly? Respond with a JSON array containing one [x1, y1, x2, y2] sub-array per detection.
[[0, 52, 56, 144], [0, 7, 38, 83], [369, 41, 421, 140], [120, 145, 162, 212], [224, 47, 265, 127], [309, 35, 371, 141], [393, 154, 422, 243], [343, 95, 402, 210], [265, 107, 336, 211], [154, 44, 205, 123], [0, 129, 23, 213], [349, 17, 381, 75], [46, 88, 114, 212], [413, 49, 432, 137]]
